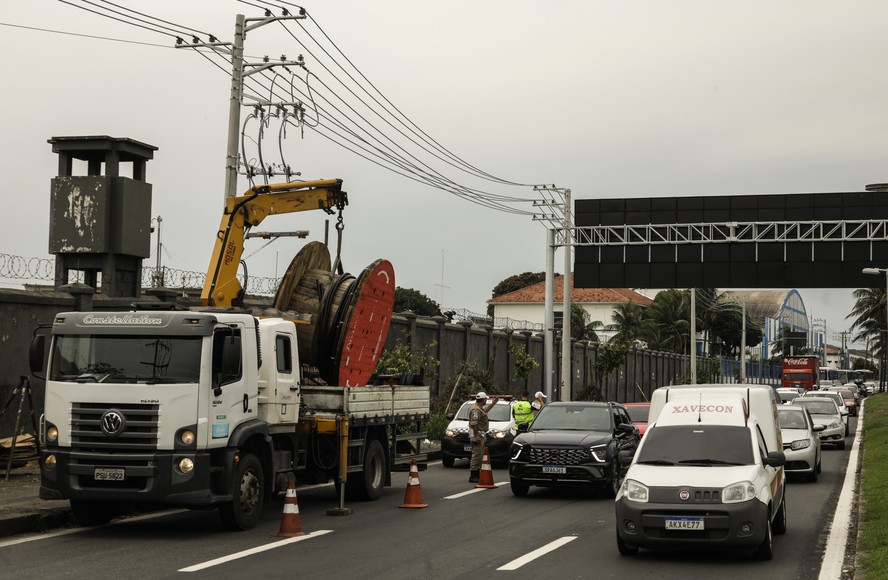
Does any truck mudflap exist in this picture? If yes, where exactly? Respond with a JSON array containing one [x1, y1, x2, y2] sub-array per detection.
[[39, 449, 228, 506]]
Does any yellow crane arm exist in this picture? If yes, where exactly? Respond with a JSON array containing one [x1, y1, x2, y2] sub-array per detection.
[[201, 179, 346, 307]]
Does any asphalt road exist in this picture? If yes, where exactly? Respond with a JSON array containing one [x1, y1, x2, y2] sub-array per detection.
[[0, 419, 855, 580]]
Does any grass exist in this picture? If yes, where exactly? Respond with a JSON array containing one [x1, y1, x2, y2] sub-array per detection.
[[858, 393, 888, 578]]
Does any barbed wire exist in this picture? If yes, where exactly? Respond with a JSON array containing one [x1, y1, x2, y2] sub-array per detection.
[[0, 253, 281, 296]]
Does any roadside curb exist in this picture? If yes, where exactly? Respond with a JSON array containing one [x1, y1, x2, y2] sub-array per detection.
[[0, 508, 73, 539]]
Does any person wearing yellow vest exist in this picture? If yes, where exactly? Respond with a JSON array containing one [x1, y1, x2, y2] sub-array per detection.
[[512, 391, 534, 427]]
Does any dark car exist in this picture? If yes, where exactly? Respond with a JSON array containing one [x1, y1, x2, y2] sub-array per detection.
[[508, 401, 640, 498]]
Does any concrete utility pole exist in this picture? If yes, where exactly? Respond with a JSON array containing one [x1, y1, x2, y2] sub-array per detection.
[[561, 188, 572, 401], [152, 215, 163, 287], [690, 288, 696, 384], [544, 229, 555, 399], [740, 301, 746, 382]]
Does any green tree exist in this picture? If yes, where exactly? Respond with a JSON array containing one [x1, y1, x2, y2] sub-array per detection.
[[849, 286, 886, 359], [606, 301, 647, 343], [394, 287, 441, 317], [641, 289, 690, 353]]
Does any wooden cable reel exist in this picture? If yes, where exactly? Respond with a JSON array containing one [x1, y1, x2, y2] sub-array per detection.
[[273, 242, 395, 386]]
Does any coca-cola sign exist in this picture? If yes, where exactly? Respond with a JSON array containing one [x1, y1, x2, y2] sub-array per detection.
[[784, 357, 816, 366]]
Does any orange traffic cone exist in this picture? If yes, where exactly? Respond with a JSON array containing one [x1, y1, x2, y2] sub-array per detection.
[[275, 479, 305, 537], [399, 458, 429, 509], [475, 447, 496, 489]]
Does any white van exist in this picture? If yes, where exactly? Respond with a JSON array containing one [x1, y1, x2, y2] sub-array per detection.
[[615, 384, 786, 560]]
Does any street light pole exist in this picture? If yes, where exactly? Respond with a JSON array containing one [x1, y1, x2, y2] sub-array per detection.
[[862, 267, 888, 392]]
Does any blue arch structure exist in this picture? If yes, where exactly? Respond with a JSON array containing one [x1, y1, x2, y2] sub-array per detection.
[[762, 289, 808, 359]]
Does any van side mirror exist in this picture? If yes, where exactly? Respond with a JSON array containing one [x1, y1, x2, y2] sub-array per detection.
[[763, 451, 786, 468]]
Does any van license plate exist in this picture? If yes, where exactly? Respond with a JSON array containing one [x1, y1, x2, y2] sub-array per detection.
[[94, 468, 125, 481], [665, 518, 703, 530], [542, 466, 566, 474]]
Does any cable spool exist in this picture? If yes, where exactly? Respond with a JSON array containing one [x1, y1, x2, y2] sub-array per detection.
[[274, 243, 395, 386]]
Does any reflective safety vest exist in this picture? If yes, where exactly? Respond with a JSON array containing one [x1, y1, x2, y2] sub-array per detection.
[[513, 400, 534, 425]]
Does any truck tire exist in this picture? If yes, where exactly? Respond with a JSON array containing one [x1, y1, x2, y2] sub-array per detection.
[[347, 439, 385, 501], [219, 453, 265, 531], [70, 500, 117, 526]]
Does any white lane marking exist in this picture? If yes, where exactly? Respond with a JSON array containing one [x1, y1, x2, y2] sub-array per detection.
[[179, 530, 333, 572], [497, 536, 578, 570], [443, 481, 508, 499], [818, 403, 864, 580]]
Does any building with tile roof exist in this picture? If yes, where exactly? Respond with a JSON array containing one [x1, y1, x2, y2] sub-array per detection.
[[487, 273, 652, 333]]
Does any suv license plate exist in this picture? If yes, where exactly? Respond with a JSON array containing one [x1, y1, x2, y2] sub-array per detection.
[[542, 466, 566, 474], [94, 467, 125, 481], [665, 518, 704, 530]]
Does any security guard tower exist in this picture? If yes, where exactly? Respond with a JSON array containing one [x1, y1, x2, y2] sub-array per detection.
[[48, 136, 157, 297]]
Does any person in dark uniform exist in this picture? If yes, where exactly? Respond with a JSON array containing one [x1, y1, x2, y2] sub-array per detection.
[[468, 391, 497, 483]]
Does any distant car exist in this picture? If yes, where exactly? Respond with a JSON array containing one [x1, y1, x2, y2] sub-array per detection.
[[828, 387, 859, 416], [865, 381, 878, 396], [792, 397, 846, 450], [509, 401, 640, 498], [441, 397, 515, 467], [777, 405, 823, 481], [775, 388, 802, 404], [622, 402, 651, 435], [803, 390, 849, 435]]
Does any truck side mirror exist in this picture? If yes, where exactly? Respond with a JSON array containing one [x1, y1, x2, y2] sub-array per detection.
[[29, 334, 46, 377]]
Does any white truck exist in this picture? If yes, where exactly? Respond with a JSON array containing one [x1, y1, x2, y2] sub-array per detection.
[[29, 309, 429, 529], [615, 384, 786, 560]]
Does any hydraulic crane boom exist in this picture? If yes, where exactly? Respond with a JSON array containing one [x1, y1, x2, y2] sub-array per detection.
[[201, 178, 346, 307]]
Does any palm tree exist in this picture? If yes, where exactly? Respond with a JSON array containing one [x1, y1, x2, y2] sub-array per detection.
[[569, 303, 604, 342], [849, 286, 886, 358], [606, 301, 647, 343], [642, 289, 690, 353]]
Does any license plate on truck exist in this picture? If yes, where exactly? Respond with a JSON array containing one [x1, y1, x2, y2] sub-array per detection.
[[665, 518, 704, 530], [542, 466, 566, 474], [94, 468, 125, 481]]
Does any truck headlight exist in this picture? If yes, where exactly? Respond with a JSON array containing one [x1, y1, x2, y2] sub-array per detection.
[[589, 444, 607, 462], [621, 479, 648, 502], [47, 426, 58, 443], [723, 481, 756, 503], [790, 439, 810, 451], [176, 457, 195, 474], [179, 430, 196, 445]]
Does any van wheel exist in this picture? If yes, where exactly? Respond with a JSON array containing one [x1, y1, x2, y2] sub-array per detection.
[[219, 453, 265, 531], [773, 496, 787, 535], [616, 528, 638, 556], [754, 517, 773, 560]]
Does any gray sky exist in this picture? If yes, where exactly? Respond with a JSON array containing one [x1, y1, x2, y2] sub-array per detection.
[[3, 0, 885, 345]]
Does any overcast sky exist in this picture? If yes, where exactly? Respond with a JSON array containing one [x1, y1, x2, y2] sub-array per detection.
[[3, 0, 886, 346]]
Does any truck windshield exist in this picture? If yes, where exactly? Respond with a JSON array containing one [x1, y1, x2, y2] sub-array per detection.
[[51, 335, 202, 384], [635, 425, 754, 466]]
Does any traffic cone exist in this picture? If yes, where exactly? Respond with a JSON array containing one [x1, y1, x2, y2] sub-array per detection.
[[475, 447, 497, 489], [275, 479, 305, 537], [399, 458, 428, 509]]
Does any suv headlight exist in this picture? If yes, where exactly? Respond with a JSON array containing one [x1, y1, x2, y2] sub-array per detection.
[[722, 481, 756, 503], [621, 479, 649, 502], [790, 439, 810, 451], [589, 444, 607, 462], [510, 442, 526, 461]]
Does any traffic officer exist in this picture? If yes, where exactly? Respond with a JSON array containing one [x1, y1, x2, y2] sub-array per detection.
[[468, 391, 497, 483], [532, 390, 548, 416], [512, 391, 534, 427]]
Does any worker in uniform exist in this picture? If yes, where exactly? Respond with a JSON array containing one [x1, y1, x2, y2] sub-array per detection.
[[532, 390, 547, 416], [468, 391, 497, 483], [512, 391, 534, 427]]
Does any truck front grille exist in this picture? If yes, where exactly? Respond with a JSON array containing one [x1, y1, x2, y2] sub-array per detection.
[[71, 402, 160, 452]]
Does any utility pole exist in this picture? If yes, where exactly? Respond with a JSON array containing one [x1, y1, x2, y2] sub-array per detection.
[[690, 288, 696, 384], [561, 189, 572, 401], [152, 215, 163, 287]]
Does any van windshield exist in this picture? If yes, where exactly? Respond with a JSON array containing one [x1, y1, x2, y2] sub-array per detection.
[[635, 425, 754, 466]]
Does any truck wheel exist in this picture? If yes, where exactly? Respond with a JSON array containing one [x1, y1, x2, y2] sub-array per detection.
[[442, 454, 455, 468], [616, 527, 638, 556], [773, 495, 787, 535], [348, 439, 385, 501], [754, 517, 773, 560], [510, 478, 529, 497], [219, 453, 265, 531], [70, 500, 117, 526]]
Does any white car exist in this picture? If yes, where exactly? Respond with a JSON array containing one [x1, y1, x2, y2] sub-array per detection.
[[441, 397, 516, 467], [777, 405, 823, 482], [803, 390, 849, 436]]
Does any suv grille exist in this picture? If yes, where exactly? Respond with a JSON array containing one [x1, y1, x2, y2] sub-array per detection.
[[529, 447, 590, 465]]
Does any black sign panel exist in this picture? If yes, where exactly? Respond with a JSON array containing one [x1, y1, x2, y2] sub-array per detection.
[[574, 191, 888, 289]]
